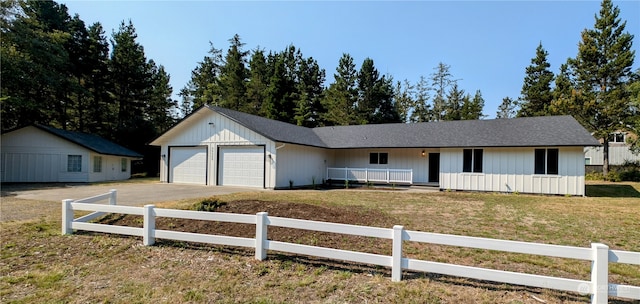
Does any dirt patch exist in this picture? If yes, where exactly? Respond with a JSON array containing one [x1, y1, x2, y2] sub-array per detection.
[[103, 200, 398, 255]]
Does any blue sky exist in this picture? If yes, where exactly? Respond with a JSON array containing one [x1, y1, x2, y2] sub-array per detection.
[[60, 0, 640, 119]]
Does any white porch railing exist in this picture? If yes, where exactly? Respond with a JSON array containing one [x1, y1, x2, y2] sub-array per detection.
[[62, 190, 640, 304], [326, 167, 413, 184]]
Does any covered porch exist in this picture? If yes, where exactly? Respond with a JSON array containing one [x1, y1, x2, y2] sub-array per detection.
[[326, 167, 413, 184]]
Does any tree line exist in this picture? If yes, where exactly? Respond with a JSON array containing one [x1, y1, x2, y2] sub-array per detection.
[[498, 0, 638, 175], [179, 36, 485, 127], [1, 0, 637, 176]]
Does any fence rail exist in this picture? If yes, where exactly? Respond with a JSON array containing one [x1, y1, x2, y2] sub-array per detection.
[[326, 167, 413, 184], [62, 190, 640, 304]]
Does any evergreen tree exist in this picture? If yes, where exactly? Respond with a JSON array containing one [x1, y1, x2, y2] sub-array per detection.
[[518, 42, 554, 117], [549, 62, 579, 116], [180, 43, 224, 115], [264, 53, 295, 122], [355, 58, 379, 124], [394, 79, 415, 123], [570, 0, 635, 175], [109, 20, 151, 135], [1, 0, 73, 130], [411, 76, 431, 123], [321, 53, 358, 126], [431, 62, 454, 121], [147, 60, 177, 134], [496, 97, 517, 119], [627, 71, 640, 153], [83, 22, 113, 138], [442, 83, 464, 120], [246, 48, 269, 115], [295, 56, 326, 127], [219, 34, 248, 111], [461, 90, 485, 120]]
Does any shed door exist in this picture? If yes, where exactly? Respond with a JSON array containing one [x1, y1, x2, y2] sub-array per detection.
[[169, 146, 207, 185], [219, 146, 264, 187]]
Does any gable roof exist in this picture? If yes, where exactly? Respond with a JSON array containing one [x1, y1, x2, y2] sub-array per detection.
[[31, 125, 143, 158], [153, 105, 600, 149]]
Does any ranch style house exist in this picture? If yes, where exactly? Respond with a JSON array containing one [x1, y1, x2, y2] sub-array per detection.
[[150, 105, 599, 196]]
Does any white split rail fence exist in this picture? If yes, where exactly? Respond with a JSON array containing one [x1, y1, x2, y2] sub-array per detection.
[[62, 190, 640, 304]]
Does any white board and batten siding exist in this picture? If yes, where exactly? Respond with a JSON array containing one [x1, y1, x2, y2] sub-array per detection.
[[584, 145, 640, 166], [1, 126, 135, 183], [275, 144, 331, 188], [330, 148, 438, 184], [440, 147, 586, 196], [154, 111, 277, 188]]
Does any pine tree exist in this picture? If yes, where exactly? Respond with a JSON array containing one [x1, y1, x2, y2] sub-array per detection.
[[321, 53, 358, 126], [461, 90, 485, 120], [246, 48, 269, 115], [496, 97, 517, 119], [571, 0, 635, 175], [431, 62, 454, 121], [518, 42, 554, 117], [295, 56, 326, 127], [410, 76, 431, 122], [83, 22, 113, 138], [394, 79, 415, 123], [219, 34, 248, 111], [0, 0, 73, 130], [443, 83, 464, 120], [180, 43, 224, 115], [109, 20, 151, 135]]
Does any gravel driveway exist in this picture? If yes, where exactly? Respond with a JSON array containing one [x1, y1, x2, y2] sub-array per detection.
[[1, 182, 260, 206]]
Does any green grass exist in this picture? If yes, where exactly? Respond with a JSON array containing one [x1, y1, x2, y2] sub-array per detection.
[[1, 182, 639, 303]]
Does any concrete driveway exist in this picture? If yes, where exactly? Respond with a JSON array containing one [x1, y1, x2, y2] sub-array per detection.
[[2, 182, 261, 206]]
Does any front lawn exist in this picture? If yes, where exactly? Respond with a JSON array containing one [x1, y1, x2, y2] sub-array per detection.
[[1, 183, 638, 303]]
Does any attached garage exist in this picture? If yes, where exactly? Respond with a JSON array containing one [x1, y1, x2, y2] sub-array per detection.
[[169, 146, 207, 185], [218, 146, 264, 187]]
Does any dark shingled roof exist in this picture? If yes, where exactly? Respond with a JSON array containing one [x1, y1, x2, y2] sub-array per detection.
[[207, 106, 599, 148], [35, 125, 143, 158], [210, 106, 326, 147]]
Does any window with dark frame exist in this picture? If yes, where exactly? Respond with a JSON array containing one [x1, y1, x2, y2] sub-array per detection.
[[369, 152, 388, 165], [67, 155, 82, 172], [463, 149, 483, 173], [608, 133, 625, 143], [534, 149, 559, 175], [93, 156, 102, 173]]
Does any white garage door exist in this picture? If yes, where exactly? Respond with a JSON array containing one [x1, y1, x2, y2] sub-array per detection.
[[170, 147, 207, 185], [219, 146, 264, 187]]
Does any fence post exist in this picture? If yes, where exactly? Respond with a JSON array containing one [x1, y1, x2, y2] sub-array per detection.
[[61, 199, 74, 235], [143, 205, 155, 246], [256, 212, 268, 260], [109, 189, 117, 205], [591, 243, 609, 304], [392, 225, 404, 282], [387, 169, 390, 184]]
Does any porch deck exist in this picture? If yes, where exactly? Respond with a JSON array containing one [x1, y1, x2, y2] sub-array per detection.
[[326, 167, 413, 185]]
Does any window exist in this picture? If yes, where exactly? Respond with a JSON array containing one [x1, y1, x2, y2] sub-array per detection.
[[585, 157, 591, 165], [121, 158, 127, 172], [535, 149, 559, 175], [67, 155, 82, 172], [369, 152, 388, 165], [463, 149, 483, 173], [608, 133, 625, 143], [93, 156, 102, 173]]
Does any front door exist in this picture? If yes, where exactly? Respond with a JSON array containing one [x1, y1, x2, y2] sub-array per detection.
[[428, 153, 440, 183]]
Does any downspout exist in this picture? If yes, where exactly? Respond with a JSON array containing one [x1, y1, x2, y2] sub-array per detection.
[[275, 143, 286, 150]]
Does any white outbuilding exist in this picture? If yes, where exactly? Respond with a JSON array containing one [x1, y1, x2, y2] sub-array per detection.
[[1, 125, 142, 183], [150, 105, 600, 196]]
